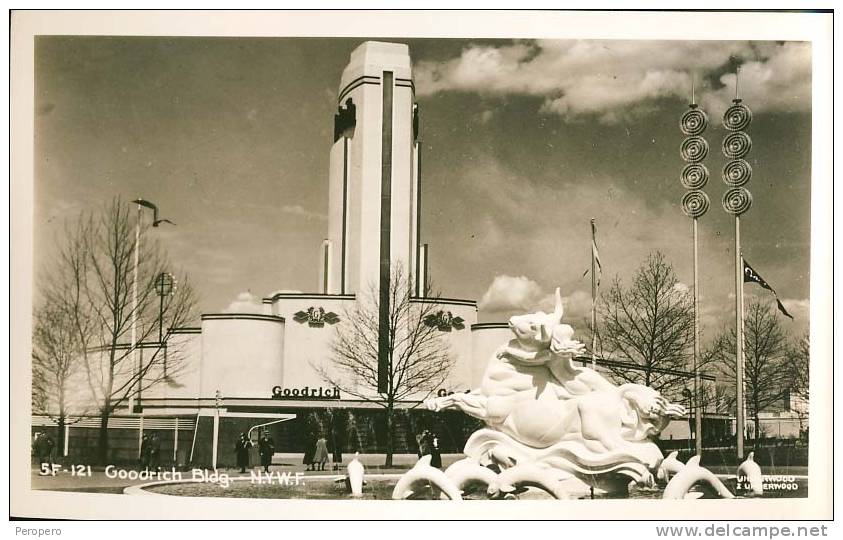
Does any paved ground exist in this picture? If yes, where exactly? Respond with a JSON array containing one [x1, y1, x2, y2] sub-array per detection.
[[30, 453, 462, 493], [30, 454, 808, 495]]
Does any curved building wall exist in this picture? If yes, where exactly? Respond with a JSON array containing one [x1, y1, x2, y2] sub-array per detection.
[[266, 294, 355, 393], [264, 293, 477, 400], [199, 314, 285, 398], [470, 323, 512, 388], [409, 298, 477, 398]]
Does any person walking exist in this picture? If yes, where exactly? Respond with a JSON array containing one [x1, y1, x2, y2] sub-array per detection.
[[331, 434, 343, 471], [34, 432, 55, 475], [148, 433, 161, 471], [313, 435, 329, 471], [258, 432, 275, 473], [430, 431, 442, 469], [139, 434, 151, 471], [234, 433, 252, 474], [303, 433, 316, 471]]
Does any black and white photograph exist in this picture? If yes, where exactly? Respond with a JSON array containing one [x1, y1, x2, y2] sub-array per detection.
[[8, 9, 834, 523]]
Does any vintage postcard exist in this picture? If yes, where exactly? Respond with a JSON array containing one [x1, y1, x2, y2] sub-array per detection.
[[8, 9, 834, 522]]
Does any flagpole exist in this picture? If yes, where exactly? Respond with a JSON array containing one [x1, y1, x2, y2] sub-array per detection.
[[590, 218, 597, 368], [735, 215, 745, 459], [693, 218, 702, 456], [129, 201, 141, 413]]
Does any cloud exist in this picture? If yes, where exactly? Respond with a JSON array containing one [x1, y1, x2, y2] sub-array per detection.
[[700, 42, 811, 116], [223, 291, 263, 313], [536, 289, 592, 321], [478, 274, 592, 323], [415, 40, 810, 123], [281, 204, 327, 221], [478, 275, 543, 312]]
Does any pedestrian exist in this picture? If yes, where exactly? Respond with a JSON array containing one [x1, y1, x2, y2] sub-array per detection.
[[313, 435, 329, 471], [149, 433, 161, 471], [430, 431, 442, 469], [139, 434, 151, 471], [258, 432, 275, 473], [331, 434, 343, 471], [34, 432, 55, 475], [303, 433, 315, 471], [235, 432, 252, 474]]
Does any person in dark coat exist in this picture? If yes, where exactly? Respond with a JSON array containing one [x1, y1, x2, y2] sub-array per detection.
[[235, 433, 252, 473], [34, 433, 55, 475], [303, 434, 316, 471], [331, 435, 343, 470], [148, 433, 161, 471], [429, 431, 442, 469], [258, 433, 275, 473], [139, 434, 151, 471]]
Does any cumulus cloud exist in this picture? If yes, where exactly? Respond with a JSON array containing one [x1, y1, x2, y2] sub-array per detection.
[[223, 291, 263, 313], [415, 40, 810, 123], [478, 275, 543, 312], [281, 204, 327, 221], [479, 274, 592, 322]]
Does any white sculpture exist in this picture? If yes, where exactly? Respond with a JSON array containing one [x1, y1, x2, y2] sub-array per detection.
[[657, 450, 686, 484], [392, 455, 462, 500], [662, 455, 734, 499], [737, 452, 763, 496], [443, 458, 498, 495], [347, 453, 365, 497], [409, 289, 686, 498]]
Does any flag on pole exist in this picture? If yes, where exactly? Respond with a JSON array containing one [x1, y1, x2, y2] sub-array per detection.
[[742, 258, 794, 319], [589, 218, 602, 367], [591, 218, 602, 289]]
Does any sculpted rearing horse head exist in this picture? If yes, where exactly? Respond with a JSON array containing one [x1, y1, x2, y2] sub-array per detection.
[[507, 288, 564, 352]]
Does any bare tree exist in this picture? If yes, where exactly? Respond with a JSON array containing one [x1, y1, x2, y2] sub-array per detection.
[[786, 332, 809, 435], [709, 301, 792, 443], [598, 252, 700, 398], [788, 332, 809, 403], [314, 265, 454, 466], [37, 197, 198, 463], [32, 301, 91, 454]]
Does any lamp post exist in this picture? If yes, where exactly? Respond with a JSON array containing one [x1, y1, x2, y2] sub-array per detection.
[[678, 76, 709, 456], [720, 69, 753, 460], [154, 272, 176, 377], [129, 199, 174, 413]]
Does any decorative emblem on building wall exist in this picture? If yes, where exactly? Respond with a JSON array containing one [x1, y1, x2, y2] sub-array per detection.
[[293, 306, 340, 327], [423, 310, 465, 332]]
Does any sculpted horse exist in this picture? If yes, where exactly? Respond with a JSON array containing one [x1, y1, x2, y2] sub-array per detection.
[[425, 288, 685, 489]]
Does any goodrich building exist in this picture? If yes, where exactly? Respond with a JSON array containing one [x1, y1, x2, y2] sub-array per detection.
[[56, 42, 511, 465]]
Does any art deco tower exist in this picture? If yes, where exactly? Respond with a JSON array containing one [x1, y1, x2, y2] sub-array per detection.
[[322, 41, 422, 297]]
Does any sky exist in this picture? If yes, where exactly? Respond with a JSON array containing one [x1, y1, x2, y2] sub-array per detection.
[[34, 37, 812, 342]]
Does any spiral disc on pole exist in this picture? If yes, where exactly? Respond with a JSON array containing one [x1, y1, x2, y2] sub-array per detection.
[[680, 108, 709, 136], [680, 163, 709, 189], [723, 103, 753, 131], [680, 136, 709, 163], [722, 187, 753, 215], [721, 131, 752, 159], [682, 190, 710, 218], [722, 159, 752, 187]]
